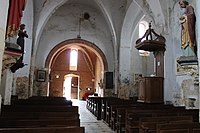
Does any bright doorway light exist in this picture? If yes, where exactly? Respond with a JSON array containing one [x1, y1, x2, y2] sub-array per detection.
[[63, 77, 72, 99]]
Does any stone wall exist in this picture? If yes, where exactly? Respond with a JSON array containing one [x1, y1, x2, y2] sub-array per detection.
[[118, 76, 130, 99], [174, 64, 199, 109], [118, 73, 141, 99], [16, 76, 29, 99], [34, 81, 48, 96], [104, 89, 115, 97]]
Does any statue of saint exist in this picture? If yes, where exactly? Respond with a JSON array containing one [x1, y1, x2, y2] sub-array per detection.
[[10, 24, 28, 73], [179, 0, 196, 56], [16, 24, 28, 61]]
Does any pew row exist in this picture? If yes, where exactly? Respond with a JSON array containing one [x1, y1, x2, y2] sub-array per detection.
[[139, 116, 193, 133], [156, 122, 200, 133], [0, 126, 85, 133]]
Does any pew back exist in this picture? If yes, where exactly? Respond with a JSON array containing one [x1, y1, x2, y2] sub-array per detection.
[[0, 126, 85, 133]]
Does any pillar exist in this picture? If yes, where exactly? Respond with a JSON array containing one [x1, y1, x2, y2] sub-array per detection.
[[196, 0, 200, 123], [0, 1, 9, 107], [0, 69, 13, 105]]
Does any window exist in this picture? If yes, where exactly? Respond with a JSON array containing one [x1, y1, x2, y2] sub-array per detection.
[[139, 21, 150, 56], [139, 22, 146, 39], [70, 49, 78, 71]]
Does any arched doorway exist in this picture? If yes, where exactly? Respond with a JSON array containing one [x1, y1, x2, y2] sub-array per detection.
[[63, 74, 79, 100], [45, 39, 108, 98]]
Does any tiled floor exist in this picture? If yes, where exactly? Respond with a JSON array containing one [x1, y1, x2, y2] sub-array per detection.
[[72, 100, 115, 133]]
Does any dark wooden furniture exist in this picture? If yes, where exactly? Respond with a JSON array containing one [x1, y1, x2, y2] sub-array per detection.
[[125, 108, 199, 133], [0, 118, 80, 128], [135, 23, 166, 104], [0, 126, 85, 133], [156, 122, 200, 133], [139, 116, 193, 133], [138, 77, 163, 103], [0, 96, 84, 133], [135, 23, 166, 78]]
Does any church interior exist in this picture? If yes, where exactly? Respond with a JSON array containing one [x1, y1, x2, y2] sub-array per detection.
[[0, 0, 200, 132]]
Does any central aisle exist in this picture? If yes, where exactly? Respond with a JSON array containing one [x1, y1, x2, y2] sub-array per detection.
[[72, 100, 115, 133]]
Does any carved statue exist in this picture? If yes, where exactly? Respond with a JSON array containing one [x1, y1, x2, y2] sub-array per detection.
[[179, 0, 196, 56], [17, 24, 28, 61], [9, 24, 28, 73]]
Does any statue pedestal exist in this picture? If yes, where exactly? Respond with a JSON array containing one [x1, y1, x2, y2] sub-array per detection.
[[3, 42, 23, 72], [177, 56, 198, 65]]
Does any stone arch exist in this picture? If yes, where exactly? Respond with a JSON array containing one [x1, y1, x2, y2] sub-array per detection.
[[30, 1, 117, 95], [120, 1, 144, 77], [33, 0, 117, 60], [45, 39, 108, 97], [45, 39, 108, 71]]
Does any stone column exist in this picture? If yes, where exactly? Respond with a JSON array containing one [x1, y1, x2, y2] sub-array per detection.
[[0, 69, 13, 105], [0, 0, 9, 77], [196, 0, 200, 122], [119, 47, 131, 98], [0, 1, 9, 107], [196, 4, 200, 66]]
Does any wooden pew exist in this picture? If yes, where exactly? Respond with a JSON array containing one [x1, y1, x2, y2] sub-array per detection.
[[86, 96, 120, 121], [110, 102, 171, 130], [1, 96, 84, 133], [0, 118, 80, 128], [12, 96, 72, 106], [111, 105, 130, 130], [178, 109, 199, 122], [139, 116, 193, 133], [156, 122, 200, 133], [28, 96, 66, 100], [115, 104, 183, 133], [86, 97, 104, 120], [86, 96, 99, 115], [0, 111, 79, 120], [105, 98, 131, 125], [125, 108, 199, 133], [86, 96, 94, 112], [115, 106, 156, 132], [109, 101, 139, 130], [119, 106, 190, 133], [101, 97, 120, 121], [1, 105, 78, 112], [12, 99, 72, 106], [0, 126, 85, 133], [124, 109, 174, 133], [92, 97, 103, 120]]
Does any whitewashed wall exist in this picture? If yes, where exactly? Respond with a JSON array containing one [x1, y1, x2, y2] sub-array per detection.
[[36, 3, 114, 71]]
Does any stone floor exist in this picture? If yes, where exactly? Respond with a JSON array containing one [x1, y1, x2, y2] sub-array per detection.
[[72, 99, 115, 133]]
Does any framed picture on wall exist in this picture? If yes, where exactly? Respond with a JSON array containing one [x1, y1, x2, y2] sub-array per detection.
[[37, 70, 46, 82]]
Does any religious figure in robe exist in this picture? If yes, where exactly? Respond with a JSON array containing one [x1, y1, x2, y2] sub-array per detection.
[[10, 24, 28, 73], [17, 24, 28, 63], [17, 24, 28, 55], [179, 0, 196, 56]]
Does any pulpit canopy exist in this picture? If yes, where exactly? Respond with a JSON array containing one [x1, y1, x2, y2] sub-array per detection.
[[135, 23, 166, 52]]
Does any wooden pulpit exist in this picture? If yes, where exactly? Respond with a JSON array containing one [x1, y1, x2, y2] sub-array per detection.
[[135, 23, 166, 103]]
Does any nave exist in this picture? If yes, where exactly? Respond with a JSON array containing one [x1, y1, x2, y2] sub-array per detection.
[[72, 99, 115, 133]]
